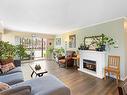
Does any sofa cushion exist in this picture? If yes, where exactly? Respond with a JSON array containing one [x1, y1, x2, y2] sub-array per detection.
[[12, 75, 70, 95], [1, 62, 15, 73], [0, 85, 31, 95], [0, 82, 11, 91], [0, 72, 24, 85], [6, 67, 22, 74]]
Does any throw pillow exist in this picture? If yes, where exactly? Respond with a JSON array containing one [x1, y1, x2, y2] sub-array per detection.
[[1, 62, 15, 73], [0, 82, 11, 91], [8, 62, 15, 70]]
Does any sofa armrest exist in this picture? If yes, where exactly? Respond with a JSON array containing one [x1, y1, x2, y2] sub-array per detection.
[[0, 86, 31, 95], [13, 60, 21, 67]]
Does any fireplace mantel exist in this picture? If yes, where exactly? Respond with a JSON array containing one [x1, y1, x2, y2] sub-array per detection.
[[78, 50, 106, 79]]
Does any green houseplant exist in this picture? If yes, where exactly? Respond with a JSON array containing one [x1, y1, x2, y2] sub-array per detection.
[[0, 41, 28, 61], [0, 41, 16, 60], [52, 47, 65, 62], [45, 47, 54, 58], [96, 34, 115, 51], [53, 47, 65, 58], [0, 41, 16, 64], [16, 45, 28, 60], [55, 47, 65, 55]]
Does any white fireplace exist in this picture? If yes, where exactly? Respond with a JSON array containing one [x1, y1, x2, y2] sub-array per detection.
[[78, 50, 106, 79]]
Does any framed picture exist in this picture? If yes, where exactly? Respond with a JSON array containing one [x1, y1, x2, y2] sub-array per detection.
[[56, 38, 61, 45], [69, 34, 76, 48]]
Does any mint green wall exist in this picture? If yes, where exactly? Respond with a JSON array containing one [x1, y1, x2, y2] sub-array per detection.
[[55, 18, 127, 80]]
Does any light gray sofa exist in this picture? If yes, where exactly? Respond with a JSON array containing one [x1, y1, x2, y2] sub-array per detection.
[[10, 75, 70, 95], [0, 60, 70, 95], [0, 75, 70, 95], [0, 60, 24, 85]]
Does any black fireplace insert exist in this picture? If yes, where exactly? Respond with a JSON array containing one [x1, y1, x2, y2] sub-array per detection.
[[83, 59, 96, 72]]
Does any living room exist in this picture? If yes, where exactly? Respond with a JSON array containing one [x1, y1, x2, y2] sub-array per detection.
[[0, 0, 127, 95]]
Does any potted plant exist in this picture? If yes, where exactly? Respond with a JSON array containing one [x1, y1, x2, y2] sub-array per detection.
[[52, 47, 65, 62], [53, 47, 65, 57], [0, 41, 29, 64], [0, 41, 16, 64], [78, 43, 90, 50], [96, 34, 115, 51], [15, 45, 28, 60], [57, 47, 65, 55], [46, 47, 54, 58]]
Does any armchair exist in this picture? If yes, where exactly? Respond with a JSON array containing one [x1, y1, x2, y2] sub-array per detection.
[[58, 51, 75, 68]]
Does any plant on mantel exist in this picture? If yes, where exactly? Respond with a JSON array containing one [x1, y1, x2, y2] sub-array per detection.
[[78, 34, 116, 51], [94, 34, 116, 51]]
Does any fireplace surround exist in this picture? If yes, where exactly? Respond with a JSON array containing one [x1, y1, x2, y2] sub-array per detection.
[[78, 50, 106, 79]]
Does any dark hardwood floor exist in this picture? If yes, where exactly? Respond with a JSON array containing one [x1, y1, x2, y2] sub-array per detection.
[[21, 60, 120, 95]]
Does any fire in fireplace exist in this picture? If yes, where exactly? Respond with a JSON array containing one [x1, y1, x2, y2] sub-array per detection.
[[83, 59, 96, 72]]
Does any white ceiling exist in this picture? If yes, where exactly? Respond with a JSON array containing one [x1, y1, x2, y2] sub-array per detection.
[[0, 0, 127, 34]]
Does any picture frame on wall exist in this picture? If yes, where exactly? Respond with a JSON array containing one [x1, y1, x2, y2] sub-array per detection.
[[56, 38, 61, 46], [69, 34, 76, 48]]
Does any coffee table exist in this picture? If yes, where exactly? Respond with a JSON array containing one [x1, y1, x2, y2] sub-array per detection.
[[29, 63, 48, 78]]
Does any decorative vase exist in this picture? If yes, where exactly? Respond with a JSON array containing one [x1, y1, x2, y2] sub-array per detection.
[[96, 45, 105, 51], [100, 45, 106, 51], [35, 64, 41, 70]]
